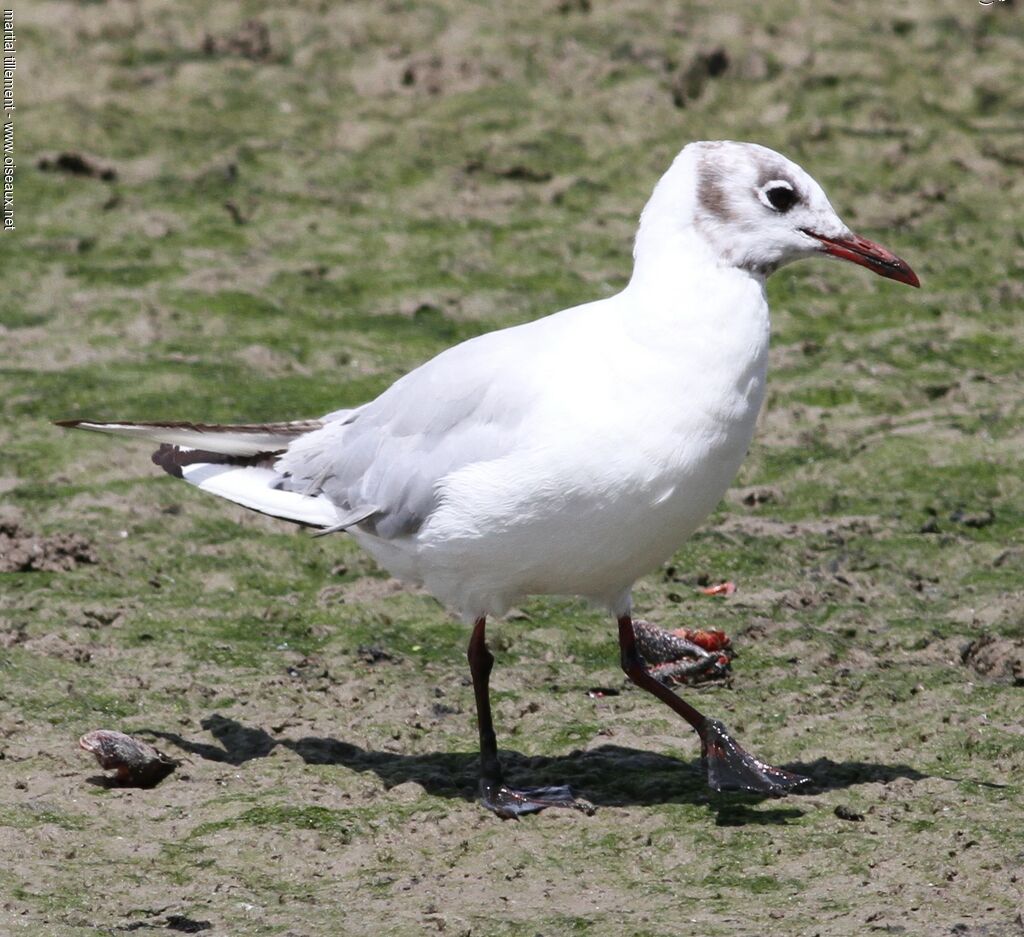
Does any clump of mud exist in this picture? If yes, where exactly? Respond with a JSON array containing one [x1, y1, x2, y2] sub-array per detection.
[[36, 151, 118, 181], [0, 521, 97, 572], [961, 634, 1024, 686], [201, 19, 273, 62]]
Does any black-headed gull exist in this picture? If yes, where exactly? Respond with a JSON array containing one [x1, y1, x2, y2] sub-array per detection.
[[60, 141, 919, 816]]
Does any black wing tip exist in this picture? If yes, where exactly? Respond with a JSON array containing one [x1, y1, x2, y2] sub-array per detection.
[[54, 419, 85, 428], [152, 444, 185, 479], [151, 444, 284, 480]]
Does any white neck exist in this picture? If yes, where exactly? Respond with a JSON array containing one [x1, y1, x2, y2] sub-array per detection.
[[625, 223, 766, 311], [610, 185, 770, 366]]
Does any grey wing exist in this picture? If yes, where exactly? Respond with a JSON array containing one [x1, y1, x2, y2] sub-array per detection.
[[275, 330, 536, 538]]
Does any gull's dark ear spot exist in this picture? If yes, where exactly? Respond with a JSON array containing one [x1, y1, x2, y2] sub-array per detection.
[[758, 179, 799, 213], [697, 155, 735, 222]]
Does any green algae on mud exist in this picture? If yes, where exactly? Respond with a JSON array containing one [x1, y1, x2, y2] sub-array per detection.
[[2, 1, 1023, 935]]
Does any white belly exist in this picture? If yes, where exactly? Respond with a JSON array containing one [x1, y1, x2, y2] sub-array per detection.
[[354, 355, 766, 619]]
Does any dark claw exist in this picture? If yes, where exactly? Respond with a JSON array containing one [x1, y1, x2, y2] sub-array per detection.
[[700, 718, 809, 795], [480, 780, 595, 819]]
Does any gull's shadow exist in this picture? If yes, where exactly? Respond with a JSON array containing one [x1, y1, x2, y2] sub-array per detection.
[[146, 714, 276, 765], [144, 715, 937, 826]]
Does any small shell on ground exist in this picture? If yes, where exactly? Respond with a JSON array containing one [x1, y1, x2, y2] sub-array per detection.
[[78, 729, 178, 787]]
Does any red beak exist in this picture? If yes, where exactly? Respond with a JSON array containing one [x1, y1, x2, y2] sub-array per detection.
[[803, 229, 920, 288]]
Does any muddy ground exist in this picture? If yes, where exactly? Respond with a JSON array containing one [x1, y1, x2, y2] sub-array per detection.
[[2, 1, 1023, 935]]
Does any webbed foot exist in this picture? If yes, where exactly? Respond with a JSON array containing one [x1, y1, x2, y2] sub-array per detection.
[[700, 718, 808, 795], [480, 780, 595, 819]]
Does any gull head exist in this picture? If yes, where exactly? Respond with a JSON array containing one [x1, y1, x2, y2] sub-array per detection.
[[636, 140, 919, 287]]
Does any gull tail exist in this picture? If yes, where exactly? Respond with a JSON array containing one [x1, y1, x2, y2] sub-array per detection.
[[54, 419, 324, 455], [55, 418, 364, 530]]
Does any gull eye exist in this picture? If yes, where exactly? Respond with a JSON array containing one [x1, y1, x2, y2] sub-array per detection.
[[761, 181, 798, 213]]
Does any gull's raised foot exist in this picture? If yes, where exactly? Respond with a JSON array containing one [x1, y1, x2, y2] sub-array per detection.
[[480, 780, 596, 819], [700, 718, 809, 796]]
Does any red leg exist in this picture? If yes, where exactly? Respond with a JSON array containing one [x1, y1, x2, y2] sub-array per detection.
[[618, 614, 807, 795], [467, 617, 593, 818], [467, 617, 502, 787]]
